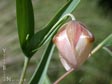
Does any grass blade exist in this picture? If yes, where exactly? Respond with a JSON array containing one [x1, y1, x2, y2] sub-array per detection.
[[27, 0, 80, 53], [16, 0, 34, 57], [29, 41, 55, 84], [91, 34, 112, 55]]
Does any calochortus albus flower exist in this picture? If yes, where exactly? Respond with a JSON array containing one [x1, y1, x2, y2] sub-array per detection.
[[53, 20, 94, 71]]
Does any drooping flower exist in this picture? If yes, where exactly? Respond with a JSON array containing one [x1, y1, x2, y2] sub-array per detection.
[[53, 20, 94, 71]]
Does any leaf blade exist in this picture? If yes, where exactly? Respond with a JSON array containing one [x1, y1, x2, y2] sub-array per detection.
[[16, 0, 34, 57], [29, 41, 55, 84], [91, 34, 112, 55], [27, 0, 80, 53]]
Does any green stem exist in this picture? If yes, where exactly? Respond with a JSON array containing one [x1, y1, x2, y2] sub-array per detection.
[[19, 57, 30, 84], [90, 34, 112, 56]]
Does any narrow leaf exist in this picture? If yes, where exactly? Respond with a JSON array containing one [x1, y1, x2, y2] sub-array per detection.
[[27, 0, 80, 54], [29, 41, 55, 84], [16, 0, 34, 57], [91, 34, 112, 55]]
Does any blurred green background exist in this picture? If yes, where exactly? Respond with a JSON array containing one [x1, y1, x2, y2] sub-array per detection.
[[0, 0, 112, 84]]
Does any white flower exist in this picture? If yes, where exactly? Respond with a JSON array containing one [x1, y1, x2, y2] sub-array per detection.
[[53, 20, 94, 71]]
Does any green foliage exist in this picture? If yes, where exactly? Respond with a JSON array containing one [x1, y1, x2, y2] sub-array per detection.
[[16, 0, 80, 58], [26, 0, 80, 57], [28, 0, 80, 84], [16, 0, 34, 57], [16, 0, 80, 84], [16, 0, 112, 84], [91, 34, 112, 55], [29, 42, 54, 84]]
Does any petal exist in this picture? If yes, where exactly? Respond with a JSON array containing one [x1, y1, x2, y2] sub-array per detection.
[[53, 24, 78, 71], [66, 21, 82, 48], [59, 54, 72, 71], [76, 33, 93, 66], [53, 20, 95, 70]]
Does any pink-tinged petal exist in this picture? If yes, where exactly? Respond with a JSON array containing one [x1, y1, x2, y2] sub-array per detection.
[[76, 33, 93, 66], [53, 20, 94, 71], [66, 21, 82, 48], [59, 54, 72, 71], [80, 22, 95, 42], [53, 24, 78, 71]]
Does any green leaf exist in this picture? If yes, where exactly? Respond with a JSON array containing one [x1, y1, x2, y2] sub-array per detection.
[[16, 0, 34, 57], [28, 0, 80, 83], [27, 0, 80, 54], [29, 41, 55, 84], [91, 34, 112, 55]]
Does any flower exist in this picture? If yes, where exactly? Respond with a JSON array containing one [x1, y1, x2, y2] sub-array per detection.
[[53, 20, 94, 71]]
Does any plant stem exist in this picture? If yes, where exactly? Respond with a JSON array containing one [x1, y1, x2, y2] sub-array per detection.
[[19, 57, 30, 84], [53, 68, 74, 84], [89, 34, 112, 57]]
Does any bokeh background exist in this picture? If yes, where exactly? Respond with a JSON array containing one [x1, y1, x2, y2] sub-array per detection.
[[0, 0, 112, 84]]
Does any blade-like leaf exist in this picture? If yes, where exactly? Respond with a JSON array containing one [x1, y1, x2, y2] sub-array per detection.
[[16, 0, 34, 57], [27, 0, 80, 55], [28, 0, 80, 83], [29, 41, 55, 84], [91, 34, 112, 55]]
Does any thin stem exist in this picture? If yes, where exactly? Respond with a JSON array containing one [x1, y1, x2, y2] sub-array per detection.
[[53, 68, 74, 84], [19, 57, 30, 84], [66, 13, 76, 20], [89, 34, 112, 57]]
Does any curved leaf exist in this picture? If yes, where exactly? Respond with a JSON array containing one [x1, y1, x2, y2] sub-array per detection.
[[27, 0, 80, 55]]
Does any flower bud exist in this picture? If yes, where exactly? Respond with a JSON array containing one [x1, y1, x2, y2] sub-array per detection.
[[53, 20, 94, 71]]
